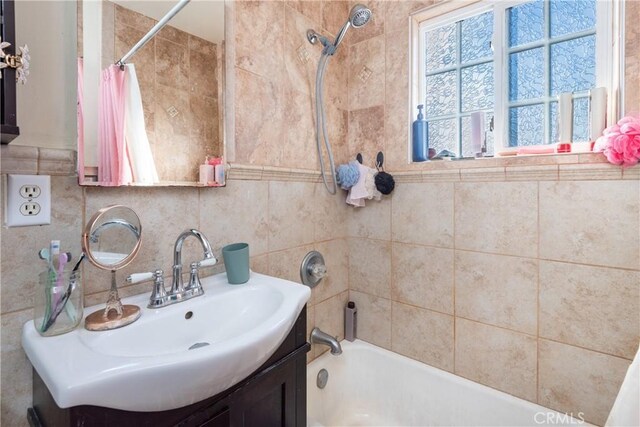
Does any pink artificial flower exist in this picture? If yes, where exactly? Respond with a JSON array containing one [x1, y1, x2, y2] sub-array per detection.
[[594, 113, 640, 167]]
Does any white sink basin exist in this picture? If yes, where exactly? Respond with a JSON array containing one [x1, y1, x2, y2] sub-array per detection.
[[22, 271, 310, 412]]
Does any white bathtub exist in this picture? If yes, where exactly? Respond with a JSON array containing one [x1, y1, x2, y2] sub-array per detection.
[[307, 340, 592, 427]]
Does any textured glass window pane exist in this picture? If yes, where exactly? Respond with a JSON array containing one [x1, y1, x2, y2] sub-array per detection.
[[550, 36, 596, 95], [509, 104, 545, 147], [509, 48, 544, 101], [461, 63, 494, 112], [549, 101, 558, 143], [461, 113, 495, 157], [508, 0, 544, 47], [426, 71, 456, 117], [461, 11, 493, 63], [573, 97, 589, 142], [550, 0, 596, 38], [427, 119, 458, 156], [426, 24, 456, 72]]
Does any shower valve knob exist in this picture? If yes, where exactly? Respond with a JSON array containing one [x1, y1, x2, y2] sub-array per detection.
[[300, 251, 327, 288], [309, 263, 327, 279]]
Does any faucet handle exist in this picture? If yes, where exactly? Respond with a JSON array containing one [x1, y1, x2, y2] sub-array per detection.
[[197, 257, 218, 268], [135, 269, 168, 308], [184, 262, 205, 296], [126, 271, 154, 284]]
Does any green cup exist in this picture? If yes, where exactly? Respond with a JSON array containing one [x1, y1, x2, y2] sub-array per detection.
[[222, 243, 250, 284]]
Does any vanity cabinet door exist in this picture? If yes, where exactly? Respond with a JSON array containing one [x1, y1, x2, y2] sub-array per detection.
[[229, 353, 298, 427]]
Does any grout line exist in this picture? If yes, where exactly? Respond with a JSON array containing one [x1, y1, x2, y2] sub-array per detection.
[[453, 181, 457, 374], [537, 336, 634, 362], [383, 240, 640, 273]]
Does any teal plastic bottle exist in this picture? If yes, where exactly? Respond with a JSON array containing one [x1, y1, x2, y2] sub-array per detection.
[[412, 105, 428, 162]]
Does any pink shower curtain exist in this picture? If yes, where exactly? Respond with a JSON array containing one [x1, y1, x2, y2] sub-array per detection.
[[98, 65, 133, 186]]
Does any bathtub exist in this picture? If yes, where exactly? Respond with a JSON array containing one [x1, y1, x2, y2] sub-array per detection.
[[307, 340, 592, 427]]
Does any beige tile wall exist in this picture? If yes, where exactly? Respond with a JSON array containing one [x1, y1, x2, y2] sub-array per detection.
[[232, 1, 351, 168], [348, 178, 640, 426], [343, 2, 640, 424]]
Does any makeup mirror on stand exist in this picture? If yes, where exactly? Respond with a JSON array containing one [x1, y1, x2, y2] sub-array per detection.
[[82, 205, 142, 331]]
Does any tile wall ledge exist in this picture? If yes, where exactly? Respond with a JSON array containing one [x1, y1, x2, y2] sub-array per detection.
[[4, 149, 635, 184], [227, 163, 321, 182], [1, 145, 76, 176], [394, 153, 638, 182], [228, 156, 639, 183]]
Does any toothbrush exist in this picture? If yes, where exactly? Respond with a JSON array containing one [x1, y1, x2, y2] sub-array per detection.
[[39, 248, 71, 264]]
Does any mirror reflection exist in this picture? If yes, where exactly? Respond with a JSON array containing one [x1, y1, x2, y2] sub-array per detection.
[[78, 0, 225, 186], [83, 205, 142, 270]]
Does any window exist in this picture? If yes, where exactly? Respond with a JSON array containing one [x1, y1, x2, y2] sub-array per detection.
[[423, 9, 495, 157], [412, 0, 618, 158]]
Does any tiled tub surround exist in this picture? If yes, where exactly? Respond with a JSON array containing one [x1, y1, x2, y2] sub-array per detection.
[[347, 158, 640, 426], [341, 0, 640, 423]]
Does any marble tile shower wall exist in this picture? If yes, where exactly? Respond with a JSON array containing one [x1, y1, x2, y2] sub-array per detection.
[[233, 1, 351, 168], [106, 3, 222, 182], [347, 180, 640, 426], [0, 175, 350, 425]]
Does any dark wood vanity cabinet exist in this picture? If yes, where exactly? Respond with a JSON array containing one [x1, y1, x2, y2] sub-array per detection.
[[1, 0, 20, 143], [28, 307, 309, 427]]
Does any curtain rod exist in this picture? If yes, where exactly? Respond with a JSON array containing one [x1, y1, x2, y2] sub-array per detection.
[[116, 0, 191, 67]]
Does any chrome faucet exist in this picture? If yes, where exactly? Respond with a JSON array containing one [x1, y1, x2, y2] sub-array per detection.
[[310, 327, 342, 355], [126, 229, 217, 308], [171, 229, 216, 295]]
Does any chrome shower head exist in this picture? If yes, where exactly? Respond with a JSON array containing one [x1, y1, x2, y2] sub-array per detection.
[[349, 4, 372, 28], [331, 4, 372, 49]]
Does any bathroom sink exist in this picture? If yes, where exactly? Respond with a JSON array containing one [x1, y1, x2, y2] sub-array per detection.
[[22, 272, 310, 412]]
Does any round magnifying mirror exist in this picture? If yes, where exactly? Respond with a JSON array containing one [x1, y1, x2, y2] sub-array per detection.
[[82, 205, 142, 331], [82, 205, 142, 270]]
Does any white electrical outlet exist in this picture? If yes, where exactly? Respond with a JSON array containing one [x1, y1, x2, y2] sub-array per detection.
[[5, 175, 51, 227]]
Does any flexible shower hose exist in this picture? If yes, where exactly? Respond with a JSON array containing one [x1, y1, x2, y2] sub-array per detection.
[[315, 52, 338, 195]]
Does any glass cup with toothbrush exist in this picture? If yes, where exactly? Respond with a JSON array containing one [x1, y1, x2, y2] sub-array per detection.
[[34, 244, 84, 336]]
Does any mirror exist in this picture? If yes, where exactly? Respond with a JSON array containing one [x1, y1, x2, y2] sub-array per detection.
[[78, 0, 225, 186], [82, 204, 143, 330], [83, 206, 142, 269]]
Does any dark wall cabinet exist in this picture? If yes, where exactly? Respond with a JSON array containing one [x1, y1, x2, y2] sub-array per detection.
[[1, 0, 20, 143], [28, 307, 309, 427]]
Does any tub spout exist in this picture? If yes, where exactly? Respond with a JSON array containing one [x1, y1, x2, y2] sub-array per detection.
[[310, 327, 342, 355]]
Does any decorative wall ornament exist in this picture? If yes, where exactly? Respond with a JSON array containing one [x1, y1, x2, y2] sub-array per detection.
[[0, 36, 30, 84]]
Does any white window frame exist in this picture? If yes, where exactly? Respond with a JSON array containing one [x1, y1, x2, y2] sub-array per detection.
[[408, 0, 623, 161]]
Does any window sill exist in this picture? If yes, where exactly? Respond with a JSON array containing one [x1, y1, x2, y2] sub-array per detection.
[[395, 152, 639, 182]]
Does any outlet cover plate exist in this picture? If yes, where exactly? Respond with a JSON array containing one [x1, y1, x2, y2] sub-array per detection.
[[5, 174, 51, 227]]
